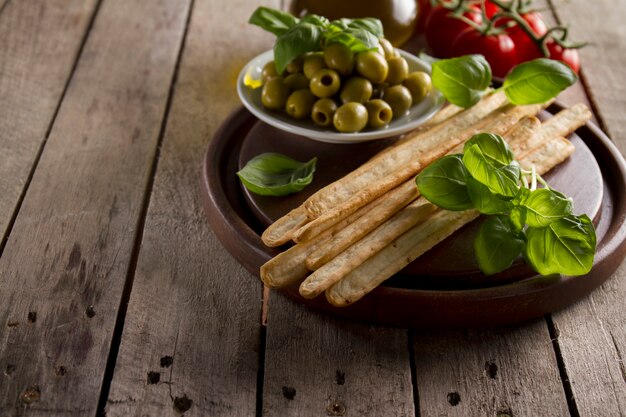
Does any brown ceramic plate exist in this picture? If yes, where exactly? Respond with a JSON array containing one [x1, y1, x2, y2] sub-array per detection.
[[201, 103, 626, 327]]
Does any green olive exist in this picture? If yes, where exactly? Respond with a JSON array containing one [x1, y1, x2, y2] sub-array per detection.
[[340, 76, 373, 104], [364, 99, 393, 128], [324, 43, 354, 76], [379, 38, 397, 59], [309, 68, 341, 98], [382, 85, 412, 118], [403, 71, 432, 103], [261, 76, 289, 110], [333, 102, 368, 133], [303, 52, 326, 79], [385, 56, 409, 85], [355, 51, 389, 84], [262, 61, 279, 82], [285, 89, 316, 119], [311, 98, 338, 127], [284, 73, 309, 91], [286, 56, 304, 74]]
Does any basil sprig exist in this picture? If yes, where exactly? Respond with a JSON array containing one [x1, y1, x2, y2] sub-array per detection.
[[249, 7, 382, 74], [237, 153, 317, 196], [416, 133, 596, 276], [432, 55, 578, 108]]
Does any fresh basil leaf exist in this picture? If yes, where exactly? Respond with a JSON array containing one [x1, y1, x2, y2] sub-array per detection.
[[274, 23, 323, 73], [503, 58, 577, 105], [300, 14, 330, 28], [463, 144, 521, 198], [524, 214, 596, 276], [348, 18, 384, 37], [431, 55, 492, 108], [328, 19, 350, 31], [325, 28, 379, 53], [475, 215, 526, 275], [416, 154, 473, 211], [467, 177, 513, 214], [237, 153, 317, 196], [249, 7, 300, 37], [463, 133, 514, 167], [521, 188, 573, 227], [509, 206, 526, 231]]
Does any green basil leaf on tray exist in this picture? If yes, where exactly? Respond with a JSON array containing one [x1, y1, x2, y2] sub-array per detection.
[[474, 215, 526, 275], [416, 154, 474, 211], [463, 145, 520, 198], [347, 18, 384, 37], [274, 23, 323, 73], [524, 214, 596, 276], [463, 133, 514, 167], [237, 153, 317, 197], [325, 28, 380, 52], [520, 188, 573, 227], [300, 14, 330, 28], [467, 177, 513, 215], [503, 58, 578, 105], [431, 54, 492, 108], [249, 7, 300, 37]]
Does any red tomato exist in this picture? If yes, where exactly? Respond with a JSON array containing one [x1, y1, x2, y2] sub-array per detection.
[[415, 0, 433, 34], [505, 12, 548, 62], [424, 4, 483, 57], [482, 0, 500, 18], [547, 41, 580, 73], [449, 27, 518, 77]]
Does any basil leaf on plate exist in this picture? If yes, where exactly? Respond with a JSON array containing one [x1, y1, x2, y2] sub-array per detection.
[[249, 7, 299, 37], [300, 14, 330, 28], [467, 177, 513, 215], [274, 23, 323, 73], [463, 133, 514, 167], [325, 28, 380, 53], [520, 188, 573, 227], [503, 58, 577, 105], [347, 18, 384, 37], [237, 153, 317, 196], [416, 154, 473, 211], [475, 215, 526, 275], [431, 54, 492, 108], [524, 214, 596, 276], [463, 145, 520, 198]]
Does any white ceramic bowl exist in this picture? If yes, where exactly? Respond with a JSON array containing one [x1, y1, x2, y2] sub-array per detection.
[[237, 49, 445, 144]]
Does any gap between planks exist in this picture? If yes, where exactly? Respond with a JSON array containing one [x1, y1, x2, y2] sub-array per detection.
[[0, 0, 103, 258], [94, 0, 197, 415]]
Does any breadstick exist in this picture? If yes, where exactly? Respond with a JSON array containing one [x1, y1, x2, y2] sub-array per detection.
[[325, 137, 576, 306], [293, 102, 545, 243], [261, 206, 309, 247]]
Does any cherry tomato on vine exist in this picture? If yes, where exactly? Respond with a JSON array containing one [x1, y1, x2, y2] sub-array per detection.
[[424, 4, 483, 57], [449, 28, 518, 77], [502, 11, 548, 62], [547, 41, 580, 72]]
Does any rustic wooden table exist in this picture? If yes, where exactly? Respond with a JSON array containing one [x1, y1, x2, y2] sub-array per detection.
[[1, 0, 625, 416]]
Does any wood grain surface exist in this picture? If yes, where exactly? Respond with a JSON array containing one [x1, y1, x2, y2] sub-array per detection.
[[0, 0, 98, 246], [262, 294, 415, 417], [0, 0, 189, 414], [547, 1, 626, 416], [105, 0, 277, 416], [0, 0, 624, 415]]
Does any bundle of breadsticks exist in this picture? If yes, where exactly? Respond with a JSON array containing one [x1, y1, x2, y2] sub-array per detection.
[[259, 90, 592, 307]]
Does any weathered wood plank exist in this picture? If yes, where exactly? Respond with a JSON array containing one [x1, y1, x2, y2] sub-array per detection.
[[0, 0, 98, 246], [544, 1, 626, 415], [413, 320, 570, 416], [105, 0, 278, 415], [0, 0, 190, 415], [263, 294, 415, 417]]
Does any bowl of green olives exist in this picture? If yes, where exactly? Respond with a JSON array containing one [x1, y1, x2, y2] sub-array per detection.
[[237, 45, 444, 144]]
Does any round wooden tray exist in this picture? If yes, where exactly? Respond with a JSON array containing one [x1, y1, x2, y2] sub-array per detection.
[[201, 104, 626, 327]]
